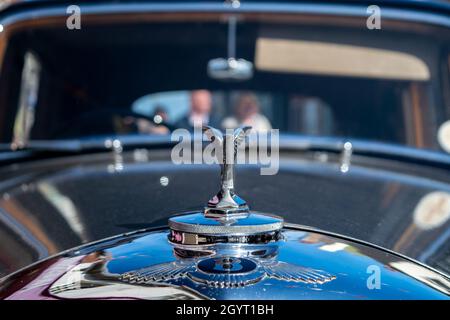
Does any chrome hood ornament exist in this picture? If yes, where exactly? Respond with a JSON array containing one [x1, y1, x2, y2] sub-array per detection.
[[203, 125, 251, 215], [168, 126, 284, 245]]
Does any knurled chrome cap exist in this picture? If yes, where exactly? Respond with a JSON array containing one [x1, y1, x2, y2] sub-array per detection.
[[168, 212, 284, 245]]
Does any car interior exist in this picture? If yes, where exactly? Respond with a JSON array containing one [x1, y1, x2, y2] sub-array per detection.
[[0, 15, 448, 152]]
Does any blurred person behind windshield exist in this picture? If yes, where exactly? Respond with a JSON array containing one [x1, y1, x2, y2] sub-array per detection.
[[175, 90, 219, 130], [222, 92, 272, 132]]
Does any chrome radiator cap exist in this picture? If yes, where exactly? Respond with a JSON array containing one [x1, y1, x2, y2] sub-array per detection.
[[168, 212, 284, 245]]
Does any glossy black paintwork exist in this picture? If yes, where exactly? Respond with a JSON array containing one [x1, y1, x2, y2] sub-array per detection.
[[0, 147, 449, 277]]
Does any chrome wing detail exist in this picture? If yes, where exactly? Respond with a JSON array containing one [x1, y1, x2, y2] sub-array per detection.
[[261, 261, 336, 284], [120, 261, 195, 283]]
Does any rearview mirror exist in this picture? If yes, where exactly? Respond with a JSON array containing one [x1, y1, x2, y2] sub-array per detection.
[[207, 57, 253, 81], [207, 15, 253, 81]]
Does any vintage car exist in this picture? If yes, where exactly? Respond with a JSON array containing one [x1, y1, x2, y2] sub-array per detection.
[[0, 0, 449, 300]]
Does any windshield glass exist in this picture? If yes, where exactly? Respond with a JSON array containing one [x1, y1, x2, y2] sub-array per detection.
[[0, 13, 449, 152]]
